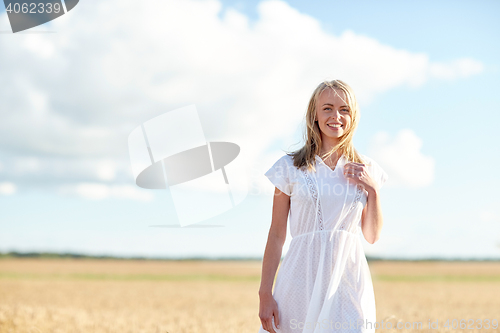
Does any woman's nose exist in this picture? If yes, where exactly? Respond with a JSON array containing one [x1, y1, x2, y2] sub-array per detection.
[[330, 110, 341, 119]]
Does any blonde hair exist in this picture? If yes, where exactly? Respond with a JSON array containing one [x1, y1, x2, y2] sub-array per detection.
[[286, 79, 369, 172]]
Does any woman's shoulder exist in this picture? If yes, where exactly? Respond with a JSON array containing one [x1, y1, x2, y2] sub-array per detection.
[[358, 153, 389, 186], [276, 154, 302, 176], [272, 153, 295, 165], [267, 154, 295, 173], [272, 153, 313, 173], [357, 153, 379, 166], [358, 153, 385, 173], [357, 153, 371, 163], [283, 153, 295, 163]]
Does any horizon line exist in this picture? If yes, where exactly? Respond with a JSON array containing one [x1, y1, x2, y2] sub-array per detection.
[[1, 251, 500, 262]]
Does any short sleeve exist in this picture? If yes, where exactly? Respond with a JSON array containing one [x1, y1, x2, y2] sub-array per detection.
[[264, 155, 293, 196], [377, 165, 389, 189], [371, 160, 389, 190], [362, 154, 389, 190]]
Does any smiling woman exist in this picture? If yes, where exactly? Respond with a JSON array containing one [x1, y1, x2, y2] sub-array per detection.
[[258, 80, 389, 333], [316, 88, 352, 145]]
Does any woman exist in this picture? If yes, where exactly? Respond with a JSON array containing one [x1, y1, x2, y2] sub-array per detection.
[[258, 80, 389, 333]]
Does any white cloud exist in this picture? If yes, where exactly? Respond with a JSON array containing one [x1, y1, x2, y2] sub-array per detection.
[[0, 0, 482, 196], [11, 156, 43, 174], [430, 58, 484, 80], [95, 159, 118, 181], [58, 183, 154, 201], [480, 210, 499, 222], [22, 34, 56, 59], [7, 156, 126, 181], [0, 182, 17, 195], [369, 129, 435, 188]]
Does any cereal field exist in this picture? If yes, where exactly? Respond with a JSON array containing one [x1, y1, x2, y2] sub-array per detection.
[[0, 258, 499, 333]]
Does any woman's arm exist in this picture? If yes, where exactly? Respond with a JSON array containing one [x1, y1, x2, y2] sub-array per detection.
[[258, 187, 290, 333], [361, 188, 384, 244], [344, 161, 384, 244]]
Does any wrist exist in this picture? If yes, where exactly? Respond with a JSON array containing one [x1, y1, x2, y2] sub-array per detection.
[[259, 289, 273, 297], [367, 186, 379, 197]]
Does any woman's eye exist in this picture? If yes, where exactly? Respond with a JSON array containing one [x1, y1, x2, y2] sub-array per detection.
[[341, 109, 350, 113]]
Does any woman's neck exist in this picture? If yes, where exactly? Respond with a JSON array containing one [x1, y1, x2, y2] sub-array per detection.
[[319, 147, 342, 157], [318, 148, 342, 165]]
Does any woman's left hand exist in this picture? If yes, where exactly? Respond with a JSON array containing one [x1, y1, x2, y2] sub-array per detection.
[[343, 162, 378, 193]]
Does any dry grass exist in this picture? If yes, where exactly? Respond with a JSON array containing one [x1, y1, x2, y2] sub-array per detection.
[[370, 261, 500, 333], [0, 259, 499, 332]]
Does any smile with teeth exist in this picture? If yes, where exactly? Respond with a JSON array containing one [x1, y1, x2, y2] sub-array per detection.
[[327, 124, 343, 129]]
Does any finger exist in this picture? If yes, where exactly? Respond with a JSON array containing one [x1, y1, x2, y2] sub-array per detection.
[[344, 164, 360, 171], [262, 320, 269, 332], [274, 310, 280, 329], [265, 319, 276, 333], [268, 320, 277, 333], [344, 170, 358, 179], [343, 167, 354, 176], [345, 168, 357, 174]]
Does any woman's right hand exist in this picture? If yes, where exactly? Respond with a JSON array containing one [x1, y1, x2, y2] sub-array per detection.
[[259, 292, 280, 333]]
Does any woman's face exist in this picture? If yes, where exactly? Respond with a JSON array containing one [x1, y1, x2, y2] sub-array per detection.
[[315, 88, 352, 141]]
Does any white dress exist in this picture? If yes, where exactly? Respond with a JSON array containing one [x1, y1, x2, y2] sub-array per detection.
[[258, 153, 389, 333]]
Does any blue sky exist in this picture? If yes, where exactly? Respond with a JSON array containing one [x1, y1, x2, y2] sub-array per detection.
[[1, 0, 499, 259]]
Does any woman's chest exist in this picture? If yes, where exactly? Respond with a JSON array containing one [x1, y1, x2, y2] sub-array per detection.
[[291, 168, 367, 210]]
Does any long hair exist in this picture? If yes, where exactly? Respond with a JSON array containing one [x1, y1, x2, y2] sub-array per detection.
[[286, 79, 369, 172]]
